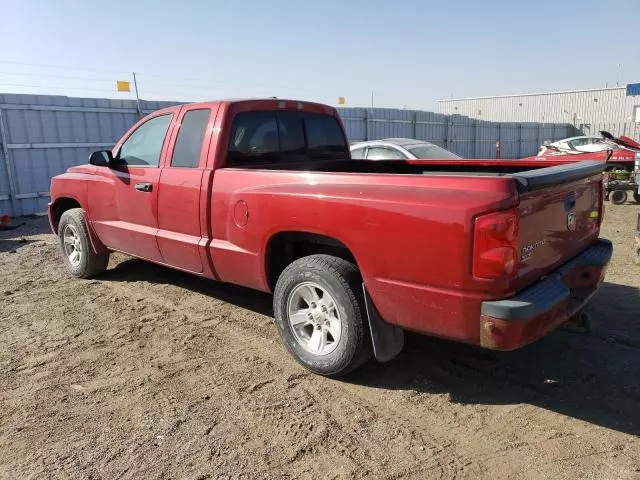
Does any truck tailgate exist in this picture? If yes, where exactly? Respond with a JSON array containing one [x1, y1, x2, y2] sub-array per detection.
[[512, 161, 604, 289]]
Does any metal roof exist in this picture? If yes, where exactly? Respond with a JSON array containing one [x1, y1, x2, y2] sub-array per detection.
[[437, 86, 626, 102]]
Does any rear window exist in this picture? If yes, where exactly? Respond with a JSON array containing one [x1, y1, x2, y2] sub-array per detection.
[[227, 111, 347, 166]]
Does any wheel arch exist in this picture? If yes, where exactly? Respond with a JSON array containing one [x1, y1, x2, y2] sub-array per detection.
[[50, 197, 107, 254], [264, 231, 358, 291], [50, 196, 82, 233], [266, 232, 404, 365]]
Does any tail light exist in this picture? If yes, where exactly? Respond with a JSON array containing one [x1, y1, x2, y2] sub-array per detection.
[[473, 209, 519, 280]]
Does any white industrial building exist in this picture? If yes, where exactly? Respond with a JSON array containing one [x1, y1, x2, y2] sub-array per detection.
[[437, 86, 640, 138]]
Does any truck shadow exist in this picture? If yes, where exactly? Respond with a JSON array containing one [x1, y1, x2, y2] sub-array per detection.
[[350, 281, 640, 437], [103, 258, 640, 437], [104, 258, 274, 317]]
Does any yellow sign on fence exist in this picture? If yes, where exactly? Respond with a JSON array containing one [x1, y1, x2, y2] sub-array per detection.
[[338, 96, 345, 105], [116, 81, 131, 92]]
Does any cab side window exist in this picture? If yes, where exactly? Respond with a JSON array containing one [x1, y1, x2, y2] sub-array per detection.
[[119, 114, 172, 167], [171, 109, 211, 168]]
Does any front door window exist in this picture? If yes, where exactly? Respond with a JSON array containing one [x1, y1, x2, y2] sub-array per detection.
[[119, 114, 172, 167]]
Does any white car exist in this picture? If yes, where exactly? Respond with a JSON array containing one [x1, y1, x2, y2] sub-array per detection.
[[542, 136, 607, 154], [350, 138, 461, 160]]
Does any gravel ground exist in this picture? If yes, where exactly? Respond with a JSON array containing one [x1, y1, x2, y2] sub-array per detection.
[[1, 203, 639, 480]]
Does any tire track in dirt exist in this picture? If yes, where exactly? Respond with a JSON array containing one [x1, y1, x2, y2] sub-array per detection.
[[84, 261, 478, 479], [93, 262, 511, 478], [98, 253, 640, 479]]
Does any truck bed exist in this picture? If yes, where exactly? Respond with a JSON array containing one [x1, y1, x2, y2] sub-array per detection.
[[228, 158, 605, 192]]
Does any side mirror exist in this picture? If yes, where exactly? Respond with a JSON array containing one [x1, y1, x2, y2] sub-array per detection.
[[89, 150, 114, 167]]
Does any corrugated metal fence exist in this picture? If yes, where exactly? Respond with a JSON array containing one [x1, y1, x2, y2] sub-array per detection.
[[0, 93, 578, 216], [0, 94, 179, 216]]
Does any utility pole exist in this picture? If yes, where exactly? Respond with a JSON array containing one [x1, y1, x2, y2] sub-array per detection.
[[133, 72, 142, 118], [370, 91, 374, 110]]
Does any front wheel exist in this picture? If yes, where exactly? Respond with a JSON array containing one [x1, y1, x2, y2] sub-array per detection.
[[273, 255, 372, 377], [58, 208, 109, 278]]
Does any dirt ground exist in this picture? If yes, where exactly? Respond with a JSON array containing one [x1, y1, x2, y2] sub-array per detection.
[[1, 203, 639, 480]]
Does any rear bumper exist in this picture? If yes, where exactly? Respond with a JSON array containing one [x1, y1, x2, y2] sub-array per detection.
[[479, 239, 612, 350]]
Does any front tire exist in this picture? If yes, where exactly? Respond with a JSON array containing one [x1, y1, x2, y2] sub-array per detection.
[[58, 208, 109, 278], [273, 255, 372, 377]]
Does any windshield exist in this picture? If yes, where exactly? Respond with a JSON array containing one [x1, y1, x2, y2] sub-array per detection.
[[407, 143, 461, 159]]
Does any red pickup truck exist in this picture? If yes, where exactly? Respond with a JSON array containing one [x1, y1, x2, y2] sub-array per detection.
[[49, 99, 612, 376]]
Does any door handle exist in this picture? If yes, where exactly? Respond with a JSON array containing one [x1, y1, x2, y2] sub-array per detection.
[[135, 183, 153, 192]]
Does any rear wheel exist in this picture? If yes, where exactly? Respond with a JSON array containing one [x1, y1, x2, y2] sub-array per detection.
[[610, 190, 627, 205], [633, 191, 640, 203], [273, 254, 371, 377], [58, 208, 109, 278]]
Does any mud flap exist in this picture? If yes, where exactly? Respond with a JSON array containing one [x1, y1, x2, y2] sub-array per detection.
[[362, 285, 404, 362]]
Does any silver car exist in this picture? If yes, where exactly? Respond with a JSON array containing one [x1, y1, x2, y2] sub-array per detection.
[[350, 138, 461, 160]]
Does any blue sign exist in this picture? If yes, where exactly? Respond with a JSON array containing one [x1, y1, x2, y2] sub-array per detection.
[[626, 83, 640, 96]]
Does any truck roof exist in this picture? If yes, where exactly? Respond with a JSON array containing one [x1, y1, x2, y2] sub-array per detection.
[[151, 98, 337, 117]]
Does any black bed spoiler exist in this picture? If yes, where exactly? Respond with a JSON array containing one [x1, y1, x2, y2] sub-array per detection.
[[510, 160, 605, 193]]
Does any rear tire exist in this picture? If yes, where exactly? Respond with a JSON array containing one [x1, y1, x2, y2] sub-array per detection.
[[610, 190, 627, 205], [58, 208, 109, 278], [633, 191, 640, 203], [273, 254, 372, 377]]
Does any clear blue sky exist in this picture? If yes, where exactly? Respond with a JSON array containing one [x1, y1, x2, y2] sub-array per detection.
[[2, 0, 639, 110]]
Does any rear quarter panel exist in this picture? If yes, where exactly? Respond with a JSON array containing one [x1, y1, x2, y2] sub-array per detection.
[[209, 169, 518, 342]]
